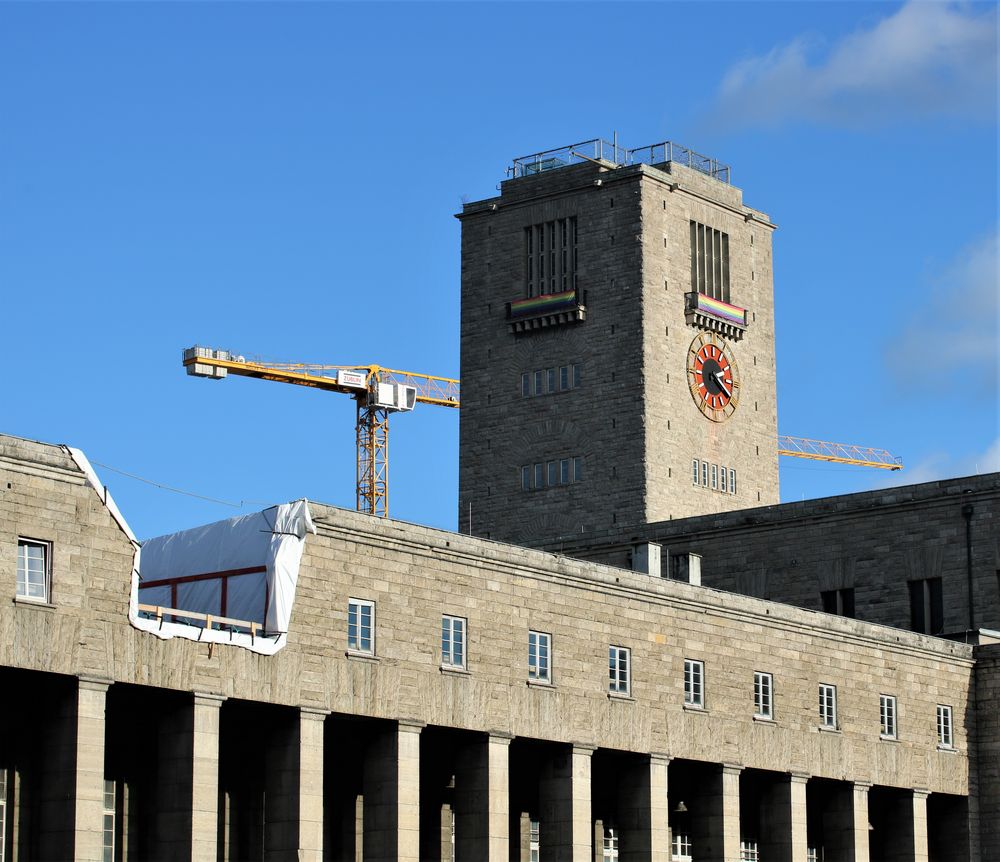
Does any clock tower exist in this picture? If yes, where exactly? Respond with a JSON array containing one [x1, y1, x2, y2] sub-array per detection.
[[457, 138, 779, 547]]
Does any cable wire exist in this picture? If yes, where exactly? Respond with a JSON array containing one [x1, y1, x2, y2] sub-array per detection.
[[90, 460, 253, 508]]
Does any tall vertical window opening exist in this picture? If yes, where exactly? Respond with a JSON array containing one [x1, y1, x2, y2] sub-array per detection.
[[609, 646, 631, 695], [526, 217, 577, 298], [880, 694, 897, 739], [684, 659, 704, 707], [442, 615, 467, 669], [528, 631, 551, 683], [753, 672, 773, 719], [102, 779, 116, 862], [16, 538, 50, 602], [819, 684, 838, 728], [821, 588, 856, 618], [348, 599, 375, 654], [689, 221, 730, 302], [530, 820, 540, 862], [909, 577, 944, 634], [937, 704, 954, 748]]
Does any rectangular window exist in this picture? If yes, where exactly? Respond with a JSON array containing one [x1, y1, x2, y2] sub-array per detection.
[[754, 672, 773, 719], [348, 598, 375, 654], [521, 372, 531, 397], [689, 221, 731, 302], [16, 538, 50, 602], [937, 704, 954, 748], [521, 466, 531, 491], [573, 364, 581, 388], [0, 769, 6, 862], [880, 694, 897, 739], [547, 368, 557, 393], [573, 457, 583, 482], [560, 459, 570, 484], [528, 631, 551, 683], [547, 461, 558, 487], [526, 218, 577, 298], [530, 820, 540, 862], [442, 615, 466, 669], [819, 684, 838, 729], [692, 459, 699, 485], [909, 577, 944, 634], [684, 659, 704, 707], [603, 826, 619, 861], [608, 646, 630, 695], [701, 461, 708, 487], [672, 833, 693, 862], [720, 465, 728, 493], [559, 365, 569, 390], [729, 468, 736, 494], [534, 370, 544, 396], [103, 779, 115, 862], [739, 841, 760, 862], [534, 463, 544, 489], [711, 465, 718, 490], [821, 588, 856, 618]]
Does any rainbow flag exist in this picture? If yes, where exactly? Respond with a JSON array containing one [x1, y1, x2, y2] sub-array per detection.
[[509, 290, 578, 319], [696, 293, 746, 325]]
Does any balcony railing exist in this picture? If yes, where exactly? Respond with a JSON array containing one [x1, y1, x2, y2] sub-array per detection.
[[685, 291, 748, 340]]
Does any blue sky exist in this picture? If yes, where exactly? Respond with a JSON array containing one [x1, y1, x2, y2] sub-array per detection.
[[1, 1, 996, 540]]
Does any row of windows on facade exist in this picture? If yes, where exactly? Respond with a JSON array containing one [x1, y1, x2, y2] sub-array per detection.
[[347, 600, 956, 748], [692, 460, 737, 495], [821, 577, 947, 636], [525, 218, 578, 298], [520, 457, 583, 491], [520, 363, 582, 398]]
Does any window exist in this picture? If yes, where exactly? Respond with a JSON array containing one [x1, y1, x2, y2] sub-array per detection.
[[937, 704, 954, 748], [603, 826, 619, 861], [711, 464, 718, 490], [529, 820, 540, 862], [807, 849, 820, 862], [521, 466, 531, 491], [573, 457, 583, 482], [547, 461, 558, 487], [880, 694, 897, 739], [522, 456, 584, 490], [691, 459, 699, 485], [16, 538, 50, 602], [526, 217, 577, 298], [672, 833, 693, 862], [819, 684, 838, 729], [442, 615, 466, 669], [720, 465, 728, 493], [0, 769, 6, 862], [523, 364, 581, 397], [534, 463, 544, 489], [701, 461, 708, 487], [609, 646, 630, 695], [821, 587, 856, 618], [534, 370, 544, 395], [909, 577, 944, 634], [348, 598, 375, 654], [521, 372, 531, 397], [560, 459, 570, 484], [684, 659, 704, 707], [573, 364, 581, 388], [729, 468, 736, 495], [689, 221, 730, 302], [528, 631, 551, 683], [754, 672, 773, 719], [740, 841, 759, 861], [103, 779, 115, 862]]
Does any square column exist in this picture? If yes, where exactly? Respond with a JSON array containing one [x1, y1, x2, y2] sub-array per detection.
[[760, 772, 809, 862], [455, 732, 511, 862], [618, 753, 670, 862], [540, 744, 594, 862], [74, 677, 110, 862], [910, 790, 930, 862], [190, 692, 225, 862], [694, 763, 741, 862], [363, 719, 422, 862], [850, 783, 871, 862]]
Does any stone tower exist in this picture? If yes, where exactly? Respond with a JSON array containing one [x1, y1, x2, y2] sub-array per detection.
[[457, 138, 779, 547]]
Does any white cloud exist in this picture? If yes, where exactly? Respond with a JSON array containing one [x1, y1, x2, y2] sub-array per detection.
[[885, 227, 998, 394], [708, 2, 997, 129], [879, 435, 1000, 486]]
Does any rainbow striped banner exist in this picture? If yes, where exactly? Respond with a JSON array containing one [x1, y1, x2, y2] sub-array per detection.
[[509, 289, 578, 319], [695, 293, 746, 325]]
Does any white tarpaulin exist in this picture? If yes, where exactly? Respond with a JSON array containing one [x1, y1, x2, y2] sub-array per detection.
[[135, 500, 315, 655]]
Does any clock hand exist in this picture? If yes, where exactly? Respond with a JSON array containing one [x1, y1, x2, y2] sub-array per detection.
[[713, 370, 732, 398]]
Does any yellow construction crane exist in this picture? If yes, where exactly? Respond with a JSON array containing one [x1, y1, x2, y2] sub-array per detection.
[[182, 346, 459, 518], [183, 345, 902, 518]]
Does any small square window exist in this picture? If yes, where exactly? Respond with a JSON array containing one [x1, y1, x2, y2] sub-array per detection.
[[937, 704, 953, 748], [528, 631, 551, 683], [880, 694, 897, 739], [348, 598, 375, 654], [17, 539, 51, 603], [609, 645, 630, 695], [442, 615, 466, 669], [754, 671, 772, 719], [684, 659, 704, 707], [819, 684, 837, 729]]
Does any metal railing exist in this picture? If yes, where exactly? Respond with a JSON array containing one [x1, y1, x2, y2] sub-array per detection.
[[508, 137, 731, 184]]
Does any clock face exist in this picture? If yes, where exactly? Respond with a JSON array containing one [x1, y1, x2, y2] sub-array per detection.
[[687, 333, 740, 421]]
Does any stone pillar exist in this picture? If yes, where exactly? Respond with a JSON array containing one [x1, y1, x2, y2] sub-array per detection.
[[363, 720, 422, 862], [850, 782, 871, 862], [910, 790, 930, 862], [74, 678, 110, 862], [262, 707, 326, 861], [760, 772, 808, 862], [695, 763, 741, 862], [617, 753, 670, 862], [455, 733, 510, 862], [540, 743, 594, 861], [517, 811, 532, 862], [190, 692, 224, 862]]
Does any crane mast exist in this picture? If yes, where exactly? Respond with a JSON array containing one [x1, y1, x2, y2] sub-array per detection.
[[182, 345, 902, 518]]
